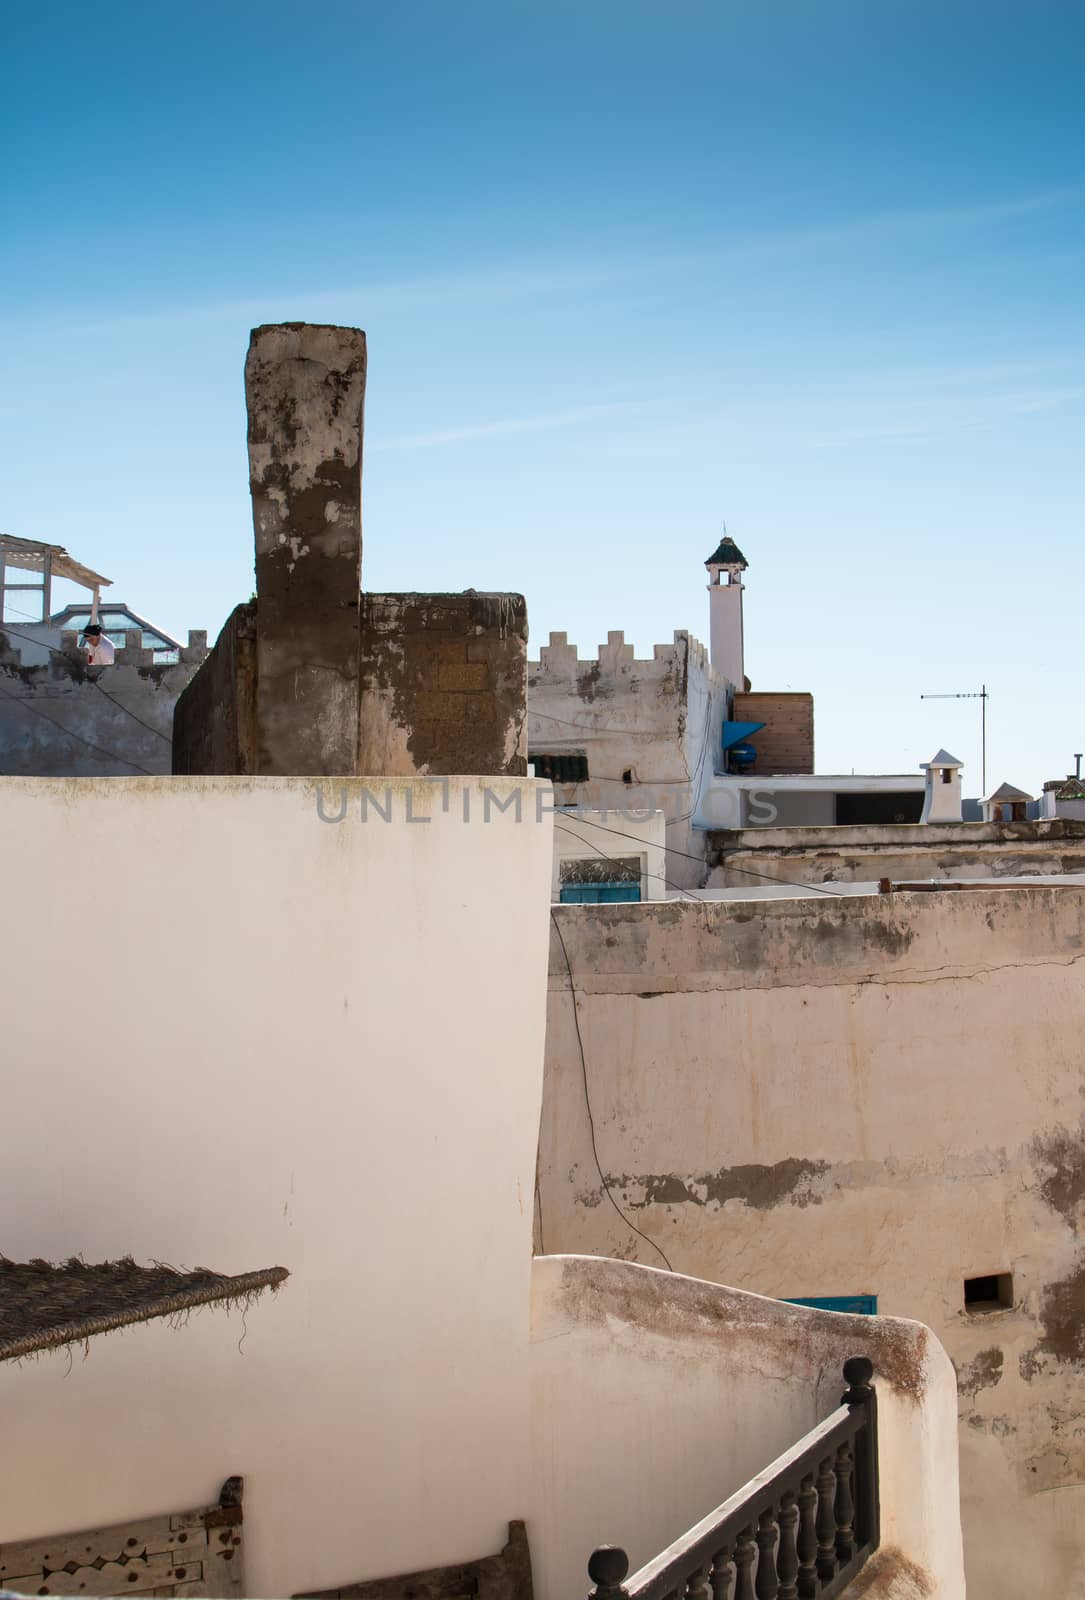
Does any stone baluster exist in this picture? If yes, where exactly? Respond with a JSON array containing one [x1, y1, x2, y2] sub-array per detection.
[[709, 1545, 732, 1600], [815, 1457, 837, 1583], [795, 1476, 817, 1599], [732, 1528, 756, 1600], [686, 1564, 709, 1600], [775, 1492, 799, 1600], [755, 1510, 778, 1600], [842, 1356, 877, 1550], [833, 1440, 855, 1565]]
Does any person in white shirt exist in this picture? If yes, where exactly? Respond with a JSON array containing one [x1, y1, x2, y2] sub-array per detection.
[[83, 623, 116, 667]]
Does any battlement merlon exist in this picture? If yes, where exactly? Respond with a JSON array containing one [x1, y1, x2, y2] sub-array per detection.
[[1, 627, 210, 674], [529, 628, 726, 687]]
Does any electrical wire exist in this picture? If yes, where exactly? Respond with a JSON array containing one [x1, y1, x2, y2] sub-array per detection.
[[553, 819, 707, 904], [0, 678, 155, 775], [553, 810, 844, 897], [549, 907, 674, 1272], [668, 690, 717, 828]]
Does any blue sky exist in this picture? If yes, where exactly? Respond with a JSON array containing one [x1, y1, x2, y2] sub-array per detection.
[[4, 0, 1083, 792]]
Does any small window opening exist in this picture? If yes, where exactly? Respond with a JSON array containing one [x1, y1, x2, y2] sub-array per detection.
[[941, 768, 952, 784], [964, 1272, 1013, 1313], [622, 768, 633, 785]]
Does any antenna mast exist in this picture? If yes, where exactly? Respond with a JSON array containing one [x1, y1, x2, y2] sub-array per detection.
[[920, 685, 989, 794]]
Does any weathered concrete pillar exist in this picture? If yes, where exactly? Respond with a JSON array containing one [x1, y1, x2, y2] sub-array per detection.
[[246, 323, 367, 775]]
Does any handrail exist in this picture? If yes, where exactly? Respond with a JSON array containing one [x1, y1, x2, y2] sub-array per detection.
[[586, 1357, 879, 1600]]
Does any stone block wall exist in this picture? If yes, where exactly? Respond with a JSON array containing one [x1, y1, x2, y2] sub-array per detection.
[[358, 593, 528, 776]]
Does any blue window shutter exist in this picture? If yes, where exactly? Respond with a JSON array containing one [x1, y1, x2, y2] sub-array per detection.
[[783, 1295, 878, 1316], [559, 884, 642, 904]]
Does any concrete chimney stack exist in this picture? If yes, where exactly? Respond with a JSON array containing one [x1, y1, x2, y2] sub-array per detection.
[[246, 322, 367, 776]]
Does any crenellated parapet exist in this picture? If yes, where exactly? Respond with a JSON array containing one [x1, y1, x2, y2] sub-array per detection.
[[530, 628, 724, 691], [532, 628, 693, 677], [55, 627, 209, 668]]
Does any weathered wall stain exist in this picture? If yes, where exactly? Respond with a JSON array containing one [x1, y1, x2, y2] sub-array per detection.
[[1031, 1259, 1085, 1367], [707, 818, 1085, 891], [546, 891, 1085, 994], [844, 1546, 934, 1600], [551, 1255, 929, 1401], [358, 592, 527, 776], [1031, 1120, 1085, 1222], [955, 1346, 1004, 1400], [614, 1158, 830, 1211]]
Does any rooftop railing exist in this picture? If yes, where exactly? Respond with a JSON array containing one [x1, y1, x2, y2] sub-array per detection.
[[586, 1358, 878, 1600]]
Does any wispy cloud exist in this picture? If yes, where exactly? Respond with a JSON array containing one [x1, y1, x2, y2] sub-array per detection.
[[369, 400, 640, 451], [724, 188, 1081, 261], [5, 188, 1080, 344]]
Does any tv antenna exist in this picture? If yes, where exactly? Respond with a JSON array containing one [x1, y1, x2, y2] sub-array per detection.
[[920, 684, 988, 794]]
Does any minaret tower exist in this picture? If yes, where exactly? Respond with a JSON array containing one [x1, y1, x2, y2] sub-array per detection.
[[705, 530, 748, 687]]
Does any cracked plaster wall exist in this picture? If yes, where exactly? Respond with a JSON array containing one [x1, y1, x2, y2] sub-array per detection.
[[706, 818, 1085, 887], [536, 888, 1085, 1595]]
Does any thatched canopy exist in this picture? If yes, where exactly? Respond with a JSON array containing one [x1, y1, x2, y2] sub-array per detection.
[[0, 1256, 288, 1362]]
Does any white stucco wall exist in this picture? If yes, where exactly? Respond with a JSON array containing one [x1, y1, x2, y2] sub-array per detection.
[[0, 776, 552, 1597], [537, 890, 1085, 1596], [698, 775, 927, 831]]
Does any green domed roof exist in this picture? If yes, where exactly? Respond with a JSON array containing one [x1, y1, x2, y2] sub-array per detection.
[[705, 535, 748, 569]]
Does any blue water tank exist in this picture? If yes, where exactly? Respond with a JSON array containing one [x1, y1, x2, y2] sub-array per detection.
[[730, 742, 758, 768]]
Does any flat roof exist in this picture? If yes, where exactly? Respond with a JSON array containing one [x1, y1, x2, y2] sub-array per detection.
[[0, 534, 111, 592]]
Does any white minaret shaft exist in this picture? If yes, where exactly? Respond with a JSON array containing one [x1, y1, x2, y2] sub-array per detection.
[[705, 532, 748, 687]]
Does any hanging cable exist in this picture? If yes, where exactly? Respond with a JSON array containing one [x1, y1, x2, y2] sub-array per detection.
[[553, 819, 707, 904], [0, 679, 155, 775], [549, 908, 674, 1272], [553, 810, 844, 897]]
